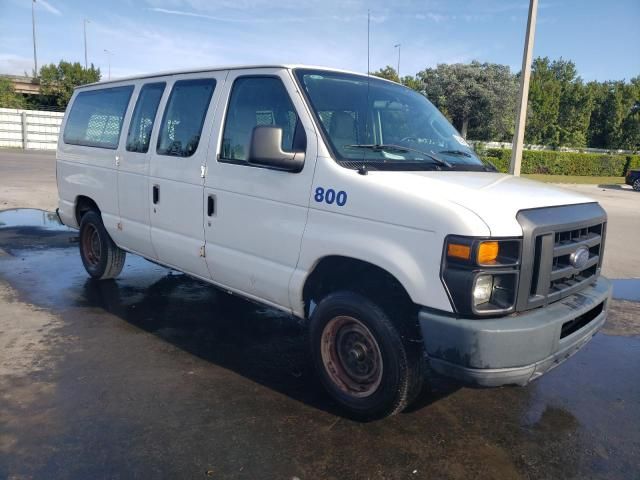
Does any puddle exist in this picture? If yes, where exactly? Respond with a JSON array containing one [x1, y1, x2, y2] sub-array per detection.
[[611, 279, 640, 302], [0, 208, 69, 231], [0, 209, 74, 253]]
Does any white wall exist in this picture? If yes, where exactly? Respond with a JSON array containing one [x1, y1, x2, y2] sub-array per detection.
[[0, 107, 63, 151]]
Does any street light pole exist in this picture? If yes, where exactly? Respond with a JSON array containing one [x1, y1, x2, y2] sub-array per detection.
[[394, 43, 401, 80], [83, 18, 90, 69], [104, 49, 112, 80], [509, 0, 538, 176], [31, 0, 38, 76]]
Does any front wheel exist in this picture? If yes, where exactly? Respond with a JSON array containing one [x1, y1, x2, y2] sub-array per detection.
[[309, 291, 424, 420], [633, 179, 640, 192], [79, 210, 126, 280]]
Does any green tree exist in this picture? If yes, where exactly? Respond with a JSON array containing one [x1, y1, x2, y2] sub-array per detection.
[[401, 75, 423, 92], [416, 61, 518, 140], [371, 65, 400, 83], [39, 61, 101, 108], [552, 58, 592, 147], [525, 57, 561, 145], [619, 77, 640, 150], [0, 78, 26, 108], [587, 79, 639, 149]]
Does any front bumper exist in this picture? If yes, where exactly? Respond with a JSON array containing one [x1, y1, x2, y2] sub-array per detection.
[[419, 276, 612, 387]]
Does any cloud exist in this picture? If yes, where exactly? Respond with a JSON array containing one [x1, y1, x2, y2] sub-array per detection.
[[36, 0, 62, 16], [149, 7, 307, 23], [415, 12, 449, 23], [148, 7, 386, 24], [0, 53, 36, 75]]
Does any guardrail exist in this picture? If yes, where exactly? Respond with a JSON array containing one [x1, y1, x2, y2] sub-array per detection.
[[468, 140, 637, 156], [0, 107, 63, 151]]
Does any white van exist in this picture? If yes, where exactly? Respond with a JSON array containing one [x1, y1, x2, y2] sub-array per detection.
[[57, 65, 611, 419]]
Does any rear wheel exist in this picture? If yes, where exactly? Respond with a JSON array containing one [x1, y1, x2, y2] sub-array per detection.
[[79, 210, 126, 279], [309, 291, 424, 420], [633, 178, 640, 192]]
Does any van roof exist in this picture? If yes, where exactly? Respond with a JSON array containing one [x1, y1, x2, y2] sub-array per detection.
[[79, 64, 397, 89]]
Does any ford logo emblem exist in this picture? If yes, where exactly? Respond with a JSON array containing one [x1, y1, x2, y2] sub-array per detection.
[[570, 246, 590, 269]]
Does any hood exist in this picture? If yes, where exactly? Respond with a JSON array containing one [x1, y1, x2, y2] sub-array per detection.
[[369, 171, 595, 236]]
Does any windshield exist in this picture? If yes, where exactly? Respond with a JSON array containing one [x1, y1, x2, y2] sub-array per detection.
[[294, 69, 490, 171]]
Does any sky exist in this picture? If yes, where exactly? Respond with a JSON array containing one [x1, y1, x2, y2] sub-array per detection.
[[1, 0, 638, 82]]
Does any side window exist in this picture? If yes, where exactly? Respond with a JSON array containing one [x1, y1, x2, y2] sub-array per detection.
[[221, 76, 304, 163], [64, 85, 134, 149], [157, 78, 216, 157], [126, 82, 165, 153]]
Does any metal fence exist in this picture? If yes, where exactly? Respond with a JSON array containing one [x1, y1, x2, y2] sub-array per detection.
[[0, 107, 63, 151]]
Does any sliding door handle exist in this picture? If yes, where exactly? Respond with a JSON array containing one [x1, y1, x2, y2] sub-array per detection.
[[207, 195, 215, 216], [153, 185, 159, 204]]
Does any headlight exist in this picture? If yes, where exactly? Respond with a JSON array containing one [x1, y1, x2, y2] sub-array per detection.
[[441, 236, 521, 316], [473, 275, 493, 305]]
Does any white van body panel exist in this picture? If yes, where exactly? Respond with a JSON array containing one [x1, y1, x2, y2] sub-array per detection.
[[288, 155, 492, 315], [203, 68, 318, 308], [115, 81, 162, 260], [56, 81, 131, 233], [146, 71, 227, 280], [387, 171, 595, 237]]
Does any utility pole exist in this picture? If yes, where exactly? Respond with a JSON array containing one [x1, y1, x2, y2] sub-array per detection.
[[394, 43, 401, 80], [104, 49, 112, 80], [83, 18, 90, 69], [31, 0, 38, 76], [509, 0, 538, 176]]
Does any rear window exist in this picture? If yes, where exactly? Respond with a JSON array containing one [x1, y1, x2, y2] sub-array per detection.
[[64, 86, 134, 149]]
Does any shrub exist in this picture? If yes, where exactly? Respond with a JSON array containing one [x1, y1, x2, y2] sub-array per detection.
[[479, 148, 640, 176]]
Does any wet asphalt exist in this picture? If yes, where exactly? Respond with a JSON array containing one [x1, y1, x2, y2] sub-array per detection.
[[0, 209, 639, 479]]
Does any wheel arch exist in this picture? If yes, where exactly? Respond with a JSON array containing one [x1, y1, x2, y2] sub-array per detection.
[[301, 255, 419, 336], [75, 195, 101, 225]]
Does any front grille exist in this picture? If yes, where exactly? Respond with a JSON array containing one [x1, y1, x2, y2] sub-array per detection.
[[516, 203, 607, 311], [543, 223, 603, 301]]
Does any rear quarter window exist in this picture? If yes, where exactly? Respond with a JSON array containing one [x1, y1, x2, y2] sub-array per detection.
[[64, 85, 134, 149]]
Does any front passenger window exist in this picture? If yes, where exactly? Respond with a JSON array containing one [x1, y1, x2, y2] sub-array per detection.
[[221, 76, 303, 163]]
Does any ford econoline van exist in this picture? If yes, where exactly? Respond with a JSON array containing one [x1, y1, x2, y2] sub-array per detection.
[[57, 65, 611, 419]]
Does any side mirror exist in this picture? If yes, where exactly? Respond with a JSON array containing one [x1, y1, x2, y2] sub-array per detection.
[[248, 126, 305, 173]]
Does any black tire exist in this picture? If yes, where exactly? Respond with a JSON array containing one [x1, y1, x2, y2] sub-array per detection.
[[309, 291, 424, 420], [633, 179, 640, 192], [79, 210, 126, 280]]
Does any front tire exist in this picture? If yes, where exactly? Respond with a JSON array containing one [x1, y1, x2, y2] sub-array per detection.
[[633, 179, 640, 192], [309, 291, 424, 420], [79, 210, 126, 280]]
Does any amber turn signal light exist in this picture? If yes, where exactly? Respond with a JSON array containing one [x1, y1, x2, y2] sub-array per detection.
[[447, 243, 471, 260], [477, 241, 499, 264]]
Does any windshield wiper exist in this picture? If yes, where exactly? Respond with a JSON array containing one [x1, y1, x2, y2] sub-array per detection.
[[439, 149, 498, 172], [345, 144, 452, 168], [438, 149, 472, 157]]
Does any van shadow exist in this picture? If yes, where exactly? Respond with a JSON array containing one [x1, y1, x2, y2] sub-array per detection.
[[80, 273, 458, 420]]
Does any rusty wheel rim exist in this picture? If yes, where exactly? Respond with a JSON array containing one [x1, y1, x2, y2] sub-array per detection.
[[320, 315, 383, 398], [81, 223, 102, 267]]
